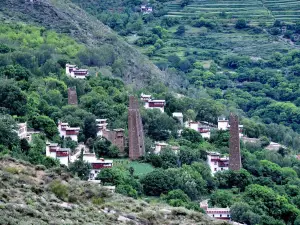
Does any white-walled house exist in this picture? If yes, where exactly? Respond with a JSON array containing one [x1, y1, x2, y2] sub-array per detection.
[[154, 142, 169, 154], [172, 112, 183, 125], [207, 152, 229, 175], [218, 117, 243, 137], [96, 119, 108, 137], [185, 121, 212, 139], [58, 121, 80, 142], [46, 143, 70, 166], [66, 64, 88, 79], [81, 153, 113, 181], [140, 93, 166, 113], [17, 122, 40, 143], [200, 200, 231, 221]]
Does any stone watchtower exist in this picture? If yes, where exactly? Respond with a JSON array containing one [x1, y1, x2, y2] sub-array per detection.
[[229, 113, 242, 170], [68, 87, 78, 105], [128, 96, 145, 160]]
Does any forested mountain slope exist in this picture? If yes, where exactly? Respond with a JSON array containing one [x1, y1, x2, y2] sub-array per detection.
[[0, 0, 182, 88], [70, 0, 300, 136]]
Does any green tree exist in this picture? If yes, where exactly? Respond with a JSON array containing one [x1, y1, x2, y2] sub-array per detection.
[[235, 19, 247, 29], [107, 145, 119, 158], [31, 115, 58, 139], [0, 80, 27, 116], [116, 184, 138, 199], [181, 128, 203, 143], [141, 169, 176, 196], [0, 114, 18, 149], [209, 190, 233, 207], [69, 159, 91, 180], [20, 138, 31, 154], [83, 114, 97, 140], [96, 167, 125, 185], [94, 138, 111, 157], [175, 25, 186, 35], [161, 189, 191, 207], [28, 135, 46, 165]]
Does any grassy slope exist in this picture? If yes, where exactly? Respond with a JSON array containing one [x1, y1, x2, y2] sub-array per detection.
[[0, 0, 184, 88], [0, 156, 228, 225]]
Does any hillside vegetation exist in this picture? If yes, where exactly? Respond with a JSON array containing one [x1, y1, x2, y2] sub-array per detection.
[[0, 0, 180, 88], [0, 156, 228, 225]]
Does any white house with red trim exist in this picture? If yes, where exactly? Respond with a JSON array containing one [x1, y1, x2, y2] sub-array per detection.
[[46, 142, 70, 166], [81, 153, 113, 180], [185, 121, 212, 139], [207, 152, 229, 175], [96, 119, 108, 137], [66, 64, 88, 79], [200, 200, 231, 221], [154, 142, 179, 154], [58, 121, 80, 142], [141, 93, 165, 113], [218, 117, 243, 137]]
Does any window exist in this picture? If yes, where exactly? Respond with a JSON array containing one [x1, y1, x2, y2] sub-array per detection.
[[221, 168, 223, 170], [220, 214, 222, 217], [214, 162, 217, 165], [214, 168, 217, 171], [227, 214, 230, 217], [212, 214, 214, 217]]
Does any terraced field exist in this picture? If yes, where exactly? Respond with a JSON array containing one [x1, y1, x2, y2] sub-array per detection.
[[166, 0, 300, 24], [262, 0, 300, 23], [166, 0, 274, 25]]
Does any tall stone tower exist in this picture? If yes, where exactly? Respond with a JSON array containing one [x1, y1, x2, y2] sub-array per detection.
[[229, 113, 242, 170], [68, 87, 78, 105], [128, 96, 145, 160]]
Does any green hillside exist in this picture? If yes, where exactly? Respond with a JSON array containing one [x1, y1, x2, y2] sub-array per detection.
[[2, 1, 300, 225], [0, 0, 178, 88]]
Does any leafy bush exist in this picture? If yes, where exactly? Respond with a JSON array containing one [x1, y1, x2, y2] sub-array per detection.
[[116, 184, 138, 199], [92, 197, 105, 205], [50, 180, 69, 200], [4, 167, 21, 174]]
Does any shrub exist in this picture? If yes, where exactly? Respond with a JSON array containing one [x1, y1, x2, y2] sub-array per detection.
[[92, 197, 105, 205], [50, 180, 69, 200], [4, 167, 21, 174], [35, 164, 46, 170], [116, 184, 138, 199], [235, 19, 247, 29]]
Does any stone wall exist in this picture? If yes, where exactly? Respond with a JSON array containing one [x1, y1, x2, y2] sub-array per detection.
[[68, 87, 78, 105], [229, 113, 242, 170], [128, 96, 145, 160]]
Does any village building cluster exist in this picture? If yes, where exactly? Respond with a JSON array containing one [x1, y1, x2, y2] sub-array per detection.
[[66, 64, 88, 79], [141, 93, 166, 113], [17, 122, 40, 143], [185, 117, 243, 139], [58, 121, 80, 142]]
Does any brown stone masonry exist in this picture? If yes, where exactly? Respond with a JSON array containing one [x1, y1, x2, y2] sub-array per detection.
[[102, 129, 125, 153], [128, 96, 145, 160], [229, 113, 242, 170], [68, 87, 78, 105]]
